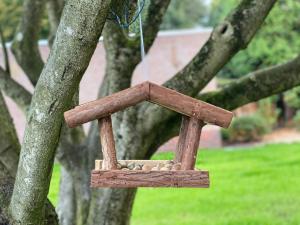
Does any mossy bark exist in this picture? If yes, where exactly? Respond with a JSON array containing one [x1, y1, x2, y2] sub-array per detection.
[[8, 0, 111, 224]]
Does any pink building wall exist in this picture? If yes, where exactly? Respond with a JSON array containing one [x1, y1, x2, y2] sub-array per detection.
[[1, 28, 222, 150]]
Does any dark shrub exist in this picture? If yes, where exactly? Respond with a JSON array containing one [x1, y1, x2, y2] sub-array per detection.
[[222, 115, 269, 143]]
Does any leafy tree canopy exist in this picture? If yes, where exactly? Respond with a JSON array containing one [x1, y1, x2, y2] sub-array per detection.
[[0, 0, 49, 41], [160, 0, 207, 30], [0, 0, 22, 41]]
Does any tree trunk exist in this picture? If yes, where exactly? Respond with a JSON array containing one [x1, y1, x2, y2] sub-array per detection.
[[9, 0, 111, 224], [57, 166, 76, 225]]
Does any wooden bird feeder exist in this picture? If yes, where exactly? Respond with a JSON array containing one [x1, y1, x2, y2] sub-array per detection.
[[64, 82, 233, 188]]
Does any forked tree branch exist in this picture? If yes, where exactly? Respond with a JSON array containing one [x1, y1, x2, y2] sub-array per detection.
[[141, 0, 277, 135], [145, 54, 300, 157], [165, 0, 277, 95]]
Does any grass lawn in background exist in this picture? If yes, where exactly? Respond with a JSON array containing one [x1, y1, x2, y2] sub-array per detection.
[[49, 143, 300, 225]]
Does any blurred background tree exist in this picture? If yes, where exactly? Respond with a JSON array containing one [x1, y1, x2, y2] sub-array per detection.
[[0, 0, 49, 41], [160, 0, 207, 30], [0, 0, 22, 41]]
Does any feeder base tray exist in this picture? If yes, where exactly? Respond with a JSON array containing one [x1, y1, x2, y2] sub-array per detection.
[[91, 160, 209, 188]]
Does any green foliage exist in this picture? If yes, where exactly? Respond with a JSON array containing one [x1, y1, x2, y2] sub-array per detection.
[[160, 0, 207, 30], [50, 143, 300, 225], [209, 0, 300, 78], [293, 111, 300, 130], [284, 86, 300, 109], [0, 0, 22, 41], [0, 0, 50, 42], [221, 97, 279, 143], [208, 0, 237, 27], [257, 97, 280, 128], [223, 114, 269, 142]]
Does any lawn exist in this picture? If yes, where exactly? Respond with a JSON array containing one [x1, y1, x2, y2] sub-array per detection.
[[49, 143, 300, 225]]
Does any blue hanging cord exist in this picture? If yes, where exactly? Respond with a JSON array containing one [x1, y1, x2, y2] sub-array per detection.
[[108, 0, 149, 82], [108, 0, 145, 29]]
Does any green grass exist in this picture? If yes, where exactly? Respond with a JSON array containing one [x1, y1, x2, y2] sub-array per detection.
[[49, 143, 300, 225]]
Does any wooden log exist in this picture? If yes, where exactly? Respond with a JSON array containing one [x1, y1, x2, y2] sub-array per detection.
[[98, 116, 117, 170], [148, 82, 233, 128], [91, 170, 209, 188], [175, 115, 189, 163], [180, 118, 205, 170], [64, 82, 150, 128]]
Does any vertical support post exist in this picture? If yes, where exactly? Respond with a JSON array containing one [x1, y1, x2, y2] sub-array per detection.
[[98, 116, 118, 170], [180, 117, 205, 170], [175, 115, 190, 163]]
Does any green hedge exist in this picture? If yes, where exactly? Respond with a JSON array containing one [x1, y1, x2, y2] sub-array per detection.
[[222, 115, 269, 143], [293, 111, 300, 131]]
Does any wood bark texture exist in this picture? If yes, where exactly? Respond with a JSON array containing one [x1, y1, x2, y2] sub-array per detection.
[[64, 82, 233, 128], [180, 118, 205, 170], [149, 83, 232, 128], [175, 116, 190, 163], [91, 170, 209, 188], [98, 116, 118, 170], [65, 82, 150, 127]]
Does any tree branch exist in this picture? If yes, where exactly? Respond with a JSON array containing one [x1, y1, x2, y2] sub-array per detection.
[[9, 0, 111, 224], [165, 0, 277, 95], [140, 0, 277, 136], [47, 0, 64, 46], [141, 0, 171, 52], [199, 55, 300, 110], [0, 67, 32, 113], [145, 54, 300, 157], [11, 0, 46, 85]]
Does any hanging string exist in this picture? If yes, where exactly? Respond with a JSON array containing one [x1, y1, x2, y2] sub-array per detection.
[[109, 0, 150, 82], [108, 0, 145, 29], [138, 0, 145, 61], [138, 0, 149, 82]]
